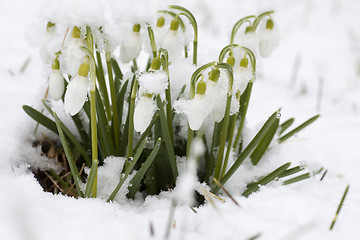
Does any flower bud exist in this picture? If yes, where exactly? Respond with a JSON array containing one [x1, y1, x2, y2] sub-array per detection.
[[78, 62, 90, 77], [150, 57, 161, 70], [170, 17, 180, 31], [196, 79, 206, 95], [157, 16, 165, 28], [72, 26, 81, 39], [226, 55, 235, 67], [240, 57, 249, 68], [208, 68, 220, 82], [133, 24, 141, 33], [51, 58, 60, 70], [47, 22, 55, 33], [266, 19, 274, 30]]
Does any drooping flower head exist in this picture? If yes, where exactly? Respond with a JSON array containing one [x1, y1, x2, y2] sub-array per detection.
[[48, 58, 64, 101], [65, 26, 87, 77], [120, 24, 142, 63], [134, 57, 168, 133], [154, 16, 166, 49], [163, 16, 183, 62], [64, 62, 89, 116], [258, 18, 279, 58]]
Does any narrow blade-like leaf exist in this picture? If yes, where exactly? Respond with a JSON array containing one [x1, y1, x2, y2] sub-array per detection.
[[279, 115, 320, 143], [127, 138, 162, 199], [53, 112, 84, 197]]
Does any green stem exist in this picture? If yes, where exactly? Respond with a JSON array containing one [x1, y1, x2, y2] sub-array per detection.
[[213, 94, 232, 181], [147, 26, 157, 58], [169, 5, 198, 65], [233, 80, 253, 150], [221, 114, 237, 178], [106, 52, 120, 155], [85, 27, 98, 197], [251, 11, 274, 32], [230, 15, 256, 44], [159, 49, 174, 143], [126, 79, 138, 164]]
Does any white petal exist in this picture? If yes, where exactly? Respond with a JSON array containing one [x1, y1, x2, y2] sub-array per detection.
[[205, 81, 225, 122], [162, 30, 183, 62], [65, 38, 86, 77], [120, 32, 142, 63], [64, 75, 89, 116], [188, 95, 211, 130], [48, 69, 64, 101], [134, 96, 157, 133], [258, 23, 280, 58], [238, 32, 258, 56], [154, 27, 167, 49]]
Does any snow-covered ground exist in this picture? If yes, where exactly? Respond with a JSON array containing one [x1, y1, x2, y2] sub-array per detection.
[[0, 0, 359, 239]]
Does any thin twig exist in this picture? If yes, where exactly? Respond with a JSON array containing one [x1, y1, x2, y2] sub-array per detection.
[[246, 233, 262, 240], [43, 171, 64, 193], [213, 178, 240, 207], [320, 170, 327, 181], [330, 185, 350, 230], [149, 221, 154, 237]]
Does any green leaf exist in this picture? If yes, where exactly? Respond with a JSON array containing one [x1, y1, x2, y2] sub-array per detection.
[[278, 115, 320, 143], [95, 89, 115, 157], [279, 118, 294, 135], [242, 162, 291, 197], [282, 172, 310, 185], [111, 58, 123, 82], [278, 166, 304, 178], [213, 110, 279, 193], [156, 96, 178, 178], [250, 117, 279, 165], [71, 114, 90, 150], [85, 159, 98, 197], [53, 112, 84, 197], [23, 105, 57, 133], [127, 138, 162, 199], [107, 137, 148, 202], [41, 101, 91, 166], [95, 51, 111, 120]]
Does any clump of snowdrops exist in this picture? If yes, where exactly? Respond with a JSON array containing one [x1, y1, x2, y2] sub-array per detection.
[[24, 5, 320, 202]]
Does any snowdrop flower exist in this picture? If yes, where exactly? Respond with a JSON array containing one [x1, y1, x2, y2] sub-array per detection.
[[154, 16, 167, 49], [258, 19, 279, 58], [120, 24, 142, 63], [234, 56, 253, 94], [48, 58, 64, 101], [134, 57, 168, 133], [162, 17, 183, 62], [64, 62, 89, 116], [134, 94, 157, 133], [65, 26, 86, 77], [188, 78, 212, 130], [207, 68, 226, 122], [39, 22, 56, 63], [238, 26, 258, 56]]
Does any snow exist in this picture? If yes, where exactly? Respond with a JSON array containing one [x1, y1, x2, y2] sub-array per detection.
[[1, 0, 360, 240]]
